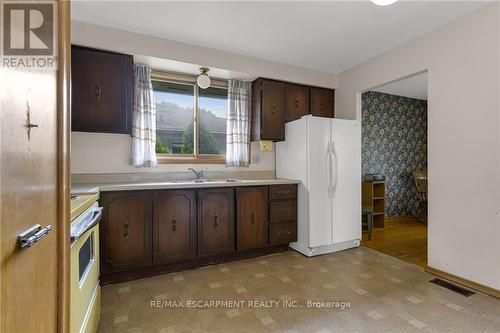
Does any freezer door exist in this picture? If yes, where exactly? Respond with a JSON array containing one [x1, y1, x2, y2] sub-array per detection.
[[307, 116, 333, 247], [330, 119, 362, 244]]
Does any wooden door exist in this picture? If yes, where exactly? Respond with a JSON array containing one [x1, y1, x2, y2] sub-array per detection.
[[285, 84, 310, 122], [71, 46, 133, 133], [236, 187, 269, 251], [310, 88, 335, 118], [197, 188, 235, 257], [0, 2, 70, 331], [100, 192, 152, 273], [153, 190, 196, 264], [261, 79, 285, 141]]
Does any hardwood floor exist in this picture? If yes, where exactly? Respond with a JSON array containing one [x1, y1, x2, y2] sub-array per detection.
[[362, 217, 428, 267]]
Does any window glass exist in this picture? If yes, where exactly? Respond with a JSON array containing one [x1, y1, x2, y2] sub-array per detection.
[[198, 87, 228, 155], [153, 81, 194, 154]]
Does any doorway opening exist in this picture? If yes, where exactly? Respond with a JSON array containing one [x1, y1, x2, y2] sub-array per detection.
[[360, 71, 428, 268]]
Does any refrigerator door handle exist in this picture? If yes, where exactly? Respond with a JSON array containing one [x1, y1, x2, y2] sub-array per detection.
[[326, 142, 332, 197], [330, 141, 337, 195]]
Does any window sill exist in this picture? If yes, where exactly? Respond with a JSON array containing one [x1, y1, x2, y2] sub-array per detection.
[[157, 156, 226, 164]]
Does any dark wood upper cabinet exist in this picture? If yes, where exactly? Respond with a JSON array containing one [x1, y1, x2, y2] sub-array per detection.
[[153, 190, 196, 264], [197, 188, 235, 257], [310, 87, 335, 118], [100, 191, 152, 273], [284, 84, 310, 122], [71, 45, 133, 133], [236, 187, 269, 251], [252, 79, 285, 141]]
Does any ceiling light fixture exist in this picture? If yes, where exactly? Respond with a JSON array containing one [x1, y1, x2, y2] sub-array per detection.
[[371, 0, 398, 6], [196, 67, 211, 89]]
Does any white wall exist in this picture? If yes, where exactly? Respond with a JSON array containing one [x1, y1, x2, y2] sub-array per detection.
[[71, 21, 338, 175], [336, 4, 500, 290], [71, 133, 274, 173]]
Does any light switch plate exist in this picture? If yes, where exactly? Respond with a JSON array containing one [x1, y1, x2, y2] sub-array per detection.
[[259, 140, 273, 152]]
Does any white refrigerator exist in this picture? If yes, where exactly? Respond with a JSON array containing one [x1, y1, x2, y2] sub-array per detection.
[[276, 116, 361, 256]]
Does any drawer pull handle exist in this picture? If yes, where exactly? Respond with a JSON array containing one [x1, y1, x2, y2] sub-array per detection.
[[277, 231, 291, 237], [214, 214, 219, 227], [278, 208, 290, 214], [251, 212, 255, 225], [277, 190, 291, 195], [123, 222, 129, 240], [171, 218, 177, 233]]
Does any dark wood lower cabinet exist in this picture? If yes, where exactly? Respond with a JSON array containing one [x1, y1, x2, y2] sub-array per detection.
[[197, 188, 235, 257], [100, 191, 152, 273], [99, 184, 297, 284], [236, 187, 268, 251], [153, 190, 196, 264]]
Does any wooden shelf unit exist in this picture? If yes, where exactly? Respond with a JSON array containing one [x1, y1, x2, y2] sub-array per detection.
[[362, 181, 386, 228]]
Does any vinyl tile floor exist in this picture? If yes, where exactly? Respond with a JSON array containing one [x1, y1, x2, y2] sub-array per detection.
[[98, 247, 500, 333]]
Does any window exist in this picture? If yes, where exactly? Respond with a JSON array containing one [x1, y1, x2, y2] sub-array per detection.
[[152, 71, 228, 163]]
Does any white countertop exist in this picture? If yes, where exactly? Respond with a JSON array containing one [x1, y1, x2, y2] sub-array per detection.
[[72, 178, 300, 192]]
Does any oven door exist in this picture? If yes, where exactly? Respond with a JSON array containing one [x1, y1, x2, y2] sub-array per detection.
[[70, 222, 100, 333]]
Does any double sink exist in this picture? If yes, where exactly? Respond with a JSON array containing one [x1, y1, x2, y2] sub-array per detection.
[[169, 178, 242, 184]]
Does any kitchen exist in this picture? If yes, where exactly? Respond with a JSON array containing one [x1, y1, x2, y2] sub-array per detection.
[[2, 1, 500, 333]]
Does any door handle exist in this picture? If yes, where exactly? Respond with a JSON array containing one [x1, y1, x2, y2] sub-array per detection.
[[330, 141, 337, 194], [95, 81, 101, 102], [18, 224, 53, 249], [171, 218, 177, 233], [123, 222, 129, 240]]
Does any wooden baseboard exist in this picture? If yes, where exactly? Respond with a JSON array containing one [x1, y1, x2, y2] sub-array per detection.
[[426, 266, 500, 299]]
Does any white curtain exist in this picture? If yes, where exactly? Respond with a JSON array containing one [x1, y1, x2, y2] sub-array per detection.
[[130, 64, 158, 168], [226, 80, 252, 167]]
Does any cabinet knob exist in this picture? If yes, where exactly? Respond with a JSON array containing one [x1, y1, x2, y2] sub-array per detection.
[[171, 218, 177, 233], [295, 100, 299, 109], [95, 81, 102, 102], [214, 214, 219, 227], [122, 222, 129, 240]]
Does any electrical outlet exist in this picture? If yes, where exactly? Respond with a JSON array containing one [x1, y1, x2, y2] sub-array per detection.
[[259, 140, 273, 152]]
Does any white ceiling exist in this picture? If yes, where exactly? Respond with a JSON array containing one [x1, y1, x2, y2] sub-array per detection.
[[72, 1, 489, 74], [373, 72, 428, 100]]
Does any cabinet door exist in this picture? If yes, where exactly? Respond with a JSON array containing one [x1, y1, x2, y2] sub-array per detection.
[[285, 84, 309, 122], [197, 188, 235, 257], [261, 79, 285, 141], [153, 190, 196, 264], [100, 191, 152, 273], [72, 46, 133, 133], [310, 88, 335, 118], [236, 187, 269, 251]]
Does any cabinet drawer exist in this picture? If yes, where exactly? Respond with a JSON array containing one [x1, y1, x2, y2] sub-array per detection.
[[270, 200, 296, 223], [269, 184, 297, 200], [269, 222, 297, 246]]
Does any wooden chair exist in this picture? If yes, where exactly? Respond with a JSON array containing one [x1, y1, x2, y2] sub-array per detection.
[[412, 170, 427, 223]]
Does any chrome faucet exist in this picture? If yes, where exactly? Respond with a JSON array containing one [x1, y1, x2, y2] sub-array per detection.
[[188, 167, 205, 180]]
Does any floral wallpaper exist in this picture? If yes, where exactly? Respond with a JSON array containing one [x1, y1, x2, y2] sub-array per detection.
[[362, 91, 427, 217]]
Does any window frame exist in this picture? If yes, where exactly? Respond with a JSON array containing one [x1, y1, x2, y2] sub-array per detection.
[[151, 70, 228, 164]]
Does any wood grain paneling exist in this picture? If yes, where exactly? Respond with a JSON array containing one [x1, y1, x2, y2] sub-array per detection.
[[236, 187, 269, 251], [100, 192, 152, 273], [197, 188, 235, 257], [153, 190, 196, 264]]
